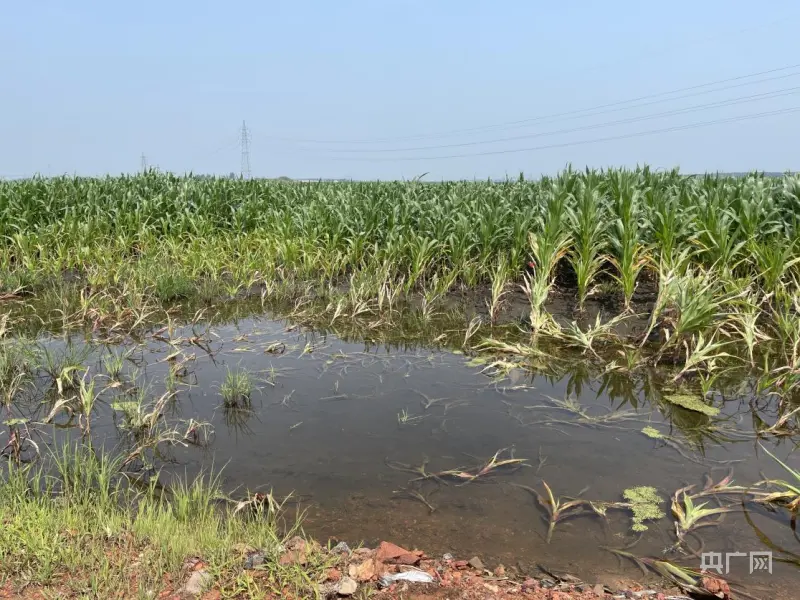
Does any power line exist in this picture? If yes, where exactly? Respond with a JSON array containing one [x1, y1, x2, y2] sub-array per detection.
[[321, 106, 800, 162], [269, 63, 800, 145], [240, 120, 251, 179], [318, 86, 800, 154]]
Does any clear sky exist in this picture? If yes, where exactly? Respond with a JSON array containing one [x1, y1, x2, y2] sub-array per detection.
[[1, 1, 799, 180]]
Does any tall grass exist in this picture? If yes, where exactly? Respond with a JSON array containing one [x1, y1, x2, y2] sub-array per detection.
[[0, 443, 318, 598]]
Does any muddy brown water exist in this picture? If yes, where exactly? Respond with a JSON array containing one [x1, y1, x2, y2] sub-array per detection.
[[18, 312, 800, 598]]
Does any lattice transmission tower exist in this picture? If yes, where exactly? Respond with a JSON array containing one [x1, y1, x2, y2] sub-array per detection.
[[240, 121, 251, 179]]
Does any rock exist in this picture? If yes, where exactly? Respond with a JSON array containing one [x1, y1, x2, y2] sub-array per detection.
[[244, 552, 264, 569], [594, 583, 607, 596], [182, 557, 206, 573], [353, 547, 374, 557], [493, 564, 506, 577], [285, 536, 306, 552], [483, 583, 499, 593], [325, 568, 342, 582], [337, 576, 358, 596], [442, 552, 454, 561], [468, 556, 484, 570], [454, 560, 469, 570], [331, 541, 351, 554], [182, 570, 212, 596], [279, 549, 307, 566], [348, 558, 382, 582], [375, 541, 410, 562], [393, 552, 421, 565], [700, 576, 731, 599], [231, 543, 257, 555], [522, 578, 538, 589]]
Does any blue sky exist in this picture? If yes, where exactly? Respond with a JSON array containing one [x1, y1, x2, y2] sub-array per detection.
[[1, 1, 799, 180]]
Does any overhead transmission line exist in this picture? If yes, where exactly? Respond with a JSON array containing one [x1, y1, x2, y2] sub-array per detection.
[[268, 63, 800, 145], [317, 85, 800, 154], [320, 106, 800, 162]]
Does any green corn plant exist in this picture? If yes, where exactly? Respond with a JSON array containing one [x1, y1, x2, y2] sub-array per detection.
[[527, 183, 572, 329], [604, 171, 649, 311], [671, 485, 736, 541], [486, 256, 511, 324], [567, 174, 606, 311]]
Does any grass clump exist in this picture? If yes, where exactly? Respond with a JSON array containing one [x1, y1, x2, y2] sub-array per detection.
[[0, 444, 327, 599], [623, 486, 666, 532], [154, 272, 195, 302], [220, 367, 253, 408]]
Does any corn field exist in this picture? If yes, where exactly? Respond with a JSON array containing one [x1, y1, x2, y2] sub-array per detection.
[[2, 167, 799, 298]]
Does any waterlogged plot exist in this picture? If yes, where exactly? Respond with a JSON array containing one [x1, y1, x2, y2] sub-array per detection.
[[2, 168, 800, 597], [2, 305, 799, 598]]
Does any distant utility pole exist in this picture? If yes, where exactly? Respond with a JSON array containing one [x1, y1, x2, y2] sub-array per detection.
[[141, 153, 148, 173], [240, 120, 251, 179]]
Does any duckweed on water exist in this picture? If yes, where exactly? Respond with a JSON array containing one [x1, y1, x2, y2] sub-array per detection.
[[623, 486, 666, 532], [662, 394, 721, 417]]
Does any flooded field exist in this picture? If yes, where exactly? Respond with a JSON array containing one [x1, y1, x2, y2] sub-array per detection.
[[9, 308, 798, 598]]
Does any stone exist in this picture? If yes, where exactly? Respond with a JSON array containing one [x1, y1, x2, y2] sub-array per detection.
[[375, 541, 410, 562], [348, 558, 381, 582], [285, 536, 306, 552], [493, 564, 506, 577], [700, 576, 731, 599], [483, 583, 499, 593], [325, 568, 342, 582], [393, 552, 421, 565], [331, 541, 351, 554], [454, 560, 469, 570], [231, 543, 257, 555], [336, 576, 358, 596], [279, 548, 307, 566], [468, 556, 484, 570], [594, 583, 607, 597], [182, 570, 212, 596], [244, 552, 264, 569], [442, 552, 454, 561]]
